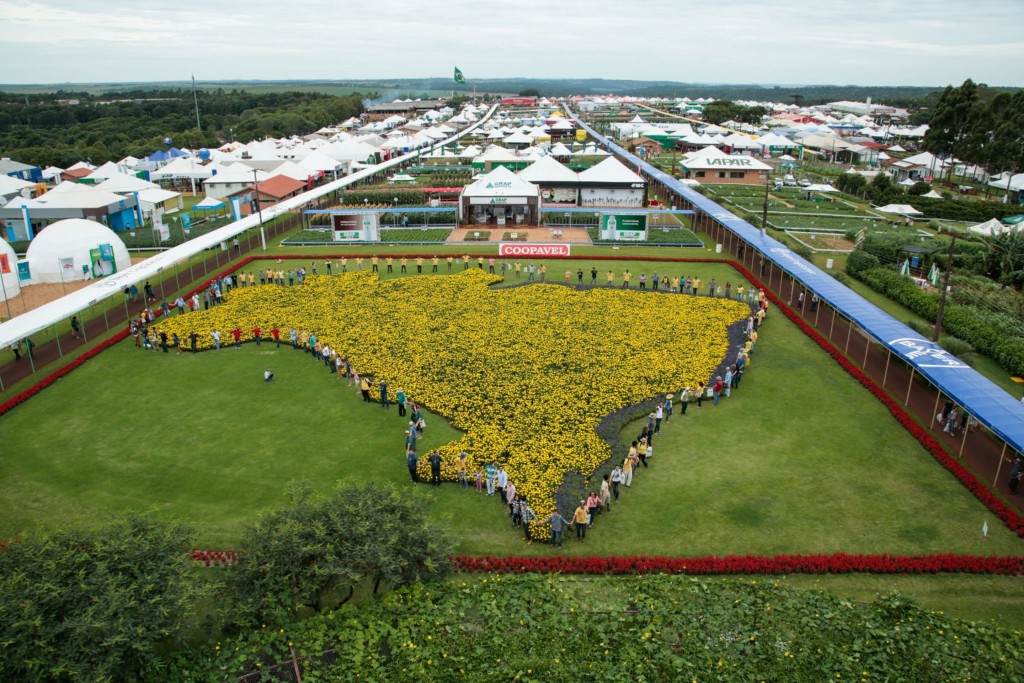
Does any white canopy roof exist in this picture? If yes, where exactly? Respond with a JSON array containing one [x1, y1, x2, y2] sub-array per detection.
[[517, 155, 579, 184], [0, 174, 35, 196], [804, 184, 839, 193], [473, 146, 521, 164], [95, 173, 159, 194], [202, 168, 271, 186], [875, 204, 923, 216], [136, 187, 181, 204], [270, 160, 315, 181], [298, 152, 345, 173], [578, 157, 646, 184], [150, 156, 214, 180], [86, 161, 122, 180], [461, 165, 540, 198], [968, 218, 1014, 237], [33, 185, 129, 209]]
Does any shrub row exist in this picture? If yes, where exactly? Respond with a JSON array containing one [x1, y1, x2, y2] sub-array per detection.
[[852, 266, 1024, 376]]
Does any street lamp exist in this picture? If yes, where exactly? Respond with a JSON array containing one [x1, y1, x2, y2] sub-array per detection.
[[393, 197, 398, 227], [252, 168, 266, 251]]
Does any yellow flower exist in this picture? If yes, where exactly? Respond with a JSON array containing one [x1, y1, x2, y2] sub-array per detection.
[[159, 271, 747, 512]]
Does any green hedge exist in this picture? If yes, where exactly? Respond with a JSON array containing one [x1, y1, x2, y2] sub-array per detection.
[[340, 189, 427, 206], [379, 228, 452, 243], [586, 226, 704, 246], [852, 267, 1024, 376]]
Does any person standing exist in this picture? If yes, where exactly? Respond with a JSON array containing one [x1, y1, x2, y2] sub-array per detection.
[[654, 404, 663, 434], [70, 316, 81, 339], [543, 508, 572, 548], [379, 379, 390, 409], [211, 329, 221, 350], [252, 326, 262, 346], [696, 381, 705, 408], [396, 387, 407, 417], [497, 466, 508, 504], [271, 326, 280, 348], [713, 375, 724, 406], [189, 331, 198, 352], [591, 267, 598, 285], [623, 451, 634, 487], [428, 450, 443, 487], [360, 376, 371, 402], [505, 480, 517, 519], [519, 498, 537, 543], [600, 474, 612, 512], [457, 451, 469, 488], [724, 367, 733, 397], [622, 270, 631, 288], [573, 500, 589, 542], [610, 465, 623, 500], [406, 448, 420, 483], [485, 462, 498, 496], [586, 491, 601, 527]]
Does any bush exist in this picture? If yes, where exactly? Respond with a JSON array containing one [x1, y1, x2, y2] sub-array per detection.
[[852, 267, 1024, 376], [846, 250, 881, 276], [792, 244, 814, 260]]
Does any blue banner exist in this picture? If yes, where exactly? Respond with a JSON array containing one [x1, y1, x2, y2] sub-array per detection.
[[230, 197, 242, 222]]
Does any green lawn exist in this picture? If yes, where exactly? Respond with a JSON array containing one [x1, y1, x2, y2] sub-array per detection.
[[1, 271, 1019, 560]]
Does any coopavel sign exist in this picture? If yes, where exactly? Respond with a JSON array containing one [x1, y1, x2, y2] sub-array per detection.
[[498, 243, 571, 257]]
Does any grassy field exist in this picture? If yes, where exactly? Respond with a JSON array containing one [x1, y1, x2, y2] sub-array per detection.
[[2, 269, 1019, 558]]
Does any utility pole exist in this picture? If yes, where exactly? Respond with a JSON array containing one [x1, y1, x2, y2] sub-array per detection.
[[933, 232, 956, 341], [761, 174, 770, 231], [252, 168, 267, 251]]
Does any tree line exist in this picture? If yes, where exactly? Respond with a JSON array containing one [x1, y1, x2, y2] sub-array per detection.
[[0, 88, 369, 168], [923, 79, 1024, 186]]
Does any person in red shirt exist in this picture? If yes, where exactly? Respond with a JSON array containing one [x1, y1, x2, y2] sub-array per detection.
[[252, 326, 262, 346], [270, 326, 280, 348], [231, 327, 242, 348], [713, 375, 725, 406]]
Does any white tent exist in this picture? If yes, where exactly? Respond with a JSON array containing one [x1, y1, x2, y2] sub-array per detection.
[[875, 204, 922, 216], [517, 155, 579, 185], [968, 218, 1017, 237], [86, 161, 121, 181], [298, 152, 346, 174], [0, 237, 21, 301], [193, 196, 227, 210], [96, 173, 159, 194], [25, 218, 131, 283], [269, 160, 315, 182], [150, 157, 214, 180], [549, 142, 573, 156], [578, 157, 645, 184], [804, 184, 839, 193], [461, 165, 541, 200], [922, 190, 944, 199], [0, 174, 35, 199]]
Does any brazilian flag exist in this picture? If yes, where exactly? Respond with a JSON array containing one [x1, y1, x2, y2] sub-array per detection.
[[454, 67, 466, 84]]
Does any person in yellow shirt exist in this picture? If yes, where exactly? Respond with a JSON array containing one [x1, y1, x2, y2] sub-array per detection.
[[371, 256, 379, 272], [622, 270, 631, 288], [463, 254, 470, 269], [416, 257, 424, 273], [623, 451, 634, 486], [737, 284, 745, 300], [355, 257, 364, 271], [446, 256, 454, 271], [539, 264, 547, 281], [573, 500, 589, 542], [400, 257, 408, 273], [340, 257, 348, 273], [607, 270, 614, 286], [386, 257, 393, 273], [477, 256, 484, 269], [692, 277, 701, 295], [432, 256, 439, 272], [515, 262, 522, 279]]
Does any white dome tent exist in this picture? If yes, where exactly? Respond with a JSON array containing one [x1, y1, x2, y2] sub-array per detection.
[[25, 218, 131, 284], [0, 237, 21, 302]]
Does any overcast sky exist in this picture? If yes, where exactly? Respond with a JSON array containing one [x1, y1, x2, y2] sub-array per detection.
[[1, 0, 1021, 88]]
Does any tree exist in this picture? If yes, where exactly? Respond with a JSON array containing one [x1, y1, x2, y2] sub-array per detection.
[[908, 181, 932, 196], [225, 482, 452, 624], [519, 88, 541, 97], [983, 228, 1024, 288], [923, 79, 981, 179], [0, 517, 204, 682]]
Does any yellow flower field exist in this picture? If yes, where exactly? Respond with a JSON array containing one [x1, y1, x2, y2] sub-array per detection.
[[155, 271, 749, 511]]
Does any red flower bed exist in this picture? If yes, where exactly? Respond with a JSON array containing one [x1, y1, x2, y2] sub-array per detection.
[[190, 549, 239, 567], [0, 330, 129, 417], [451, 554, 1024, 575]]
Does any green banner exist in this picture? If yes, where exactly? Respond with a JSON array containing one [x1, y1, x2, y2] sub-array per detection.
[[600, 214, 647, 232]]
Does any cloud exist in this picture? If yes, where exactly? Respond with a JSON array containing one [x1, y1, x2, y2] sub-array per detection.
[[1, 0, 1021, 86]]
